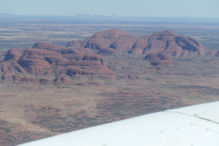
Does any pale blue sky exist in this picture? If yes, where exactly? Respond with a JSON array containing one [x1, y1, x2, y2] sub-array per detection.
[[0, 0, 219, 18]]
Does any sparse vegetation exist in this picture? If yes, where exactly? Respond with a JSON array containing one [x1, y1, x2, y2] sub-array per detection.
[[0, 20, 219, 145]]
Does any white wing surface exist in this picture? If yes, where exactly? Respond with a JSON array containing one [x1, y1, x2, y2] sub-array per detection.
[[19, 101, 219, 146]]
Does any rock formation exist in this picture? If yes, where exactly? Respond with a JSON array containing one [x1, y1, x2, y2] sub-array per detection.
[[0, 42, 116, 84], [67, 29, 205, 58], [130, 31, 205, 57], [67, 29, 137, 54], [67, 29, 206, 69], [0, 29, 208, 84]]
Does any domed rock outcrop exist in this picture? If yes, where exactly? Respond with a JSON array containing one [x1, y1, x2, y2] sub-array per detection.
[[83, 29, 137, 53], [0, 29, 208, 84], [66, 29, 206, 70], [129, 31, 205, 57], [0, 42, 116, 84], [67, 29, 205, 59]]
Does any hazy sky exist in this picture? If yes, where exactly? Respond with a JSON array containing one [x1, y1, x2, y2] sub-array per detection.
[[0, 0, 219, 18]]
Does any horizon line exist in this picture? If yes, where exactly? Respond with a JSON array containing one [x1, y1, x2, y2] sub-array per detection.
[[1, 13, 219, 20]]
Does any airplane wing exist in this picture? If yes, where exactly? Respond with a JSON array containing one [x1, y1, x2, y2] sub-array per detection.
[[19, 101, 219, 146]]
